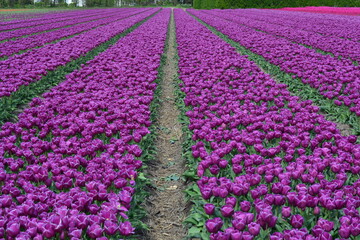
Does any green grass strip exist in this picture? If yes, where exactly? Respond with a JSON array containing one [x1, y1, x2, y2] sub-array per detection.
[[0, 9, 160, 126], [189, 12, 360, 136]]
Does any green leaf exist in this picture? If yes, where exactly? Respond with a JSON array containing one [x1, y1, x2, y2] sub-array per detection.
[[165, 173, 180, 181], [201, 230, 210, 240], [184, 216, 198, 225], [188, 226, 201, 236]]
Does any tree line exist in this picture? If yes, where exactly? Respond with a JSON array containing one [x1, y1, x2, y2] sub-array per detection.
[[193, 0, 360, 8]]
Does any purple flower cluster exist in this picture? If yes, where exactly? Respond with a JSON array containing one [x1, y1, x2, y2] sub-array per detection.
[[189, 9, 360, 117], [175, 9, 360, 239], [260, 9, 360, 41], [0, 8, 158, 98], [0, 12, 48, 23], [206, 9, 360, 62], [0, 9, 170, 239], [0, 8, 147, 58], [0, 9, 104, 33]]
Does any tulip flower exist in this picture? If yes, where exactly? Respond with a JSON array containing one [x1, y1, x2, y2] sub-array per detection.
[[240, 201, 251, 212], [119, 221, 135, 236], [225, 197, 237, 208], [206, 218, 223, 233], [204, 204, 215, 215], [248, 222, 261, 236], [221, 204, 234, 217], [282, 206, 291, 218], [317, 218, 334, 232], [6, 222, 20, 237], [87, 224, 103, 238], [104, 220, 118, 235], [290, 215, 304, 229], [339, 225, 351, 238]]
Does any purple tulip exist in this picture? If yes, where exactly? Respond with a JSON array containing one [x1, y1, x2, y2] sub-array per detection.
[[87, 224, 103, 239], [119, 221, 134, 236], [69, 228, 82, 238], [317, 218, 334, 232], [204, 203, 215, 215], [230, 231, 242, 240], [221, 204, 234, 217], [242, 231, 254, 240], [248, 222, 260, 236], [240, 201, 251, 212], [313, 206, 320, 215], [232, 218, 246, 231], [206, 218, 223, 233], [104, 220, 118, 235], [339, 225, 351, 238], [6, 222, 20, 237], [225, 197, 237, 208], [281, 206, 291, 218], [351, 222, 360, 236], [33, 234, 44, 240], [318, 231, 332, 240], [312, 225, 324, 237], [290, 214, 304, 229], [339, 216, 352, 225], [270, 233, 284, 240]]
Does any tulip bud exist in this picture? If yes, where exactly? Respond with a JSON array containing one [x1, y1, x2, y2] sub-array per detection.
[[313, 206, 320, 215], [281, 207, 291, 218], [204, 204, 215, 215]]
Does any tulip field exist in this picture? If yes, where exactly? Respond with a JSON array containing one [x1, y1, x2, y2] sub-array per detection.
[[0, 6, 360, 240]]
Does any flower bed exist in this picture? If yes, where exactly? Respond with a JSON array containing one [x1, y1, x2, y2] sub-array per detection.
[[0, 8, 170, 239], [205, 9, 360, 62], [279, 7, 360, 16], [0, 9, 105, 31], [0, 9, 147, 58], [189, 9, 360, 117], [0, 8, 158, 98], [175, 8, 360, 239]]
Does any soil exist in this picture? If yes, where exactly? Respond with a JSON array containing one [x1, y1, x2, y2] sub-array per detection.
[[336, 122, 353, 136], [143, 9, 188, 240]]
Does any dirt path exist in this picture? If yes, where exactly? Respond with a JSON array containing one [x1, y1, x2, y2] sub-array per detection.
[[144, 9, 188, 240]]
